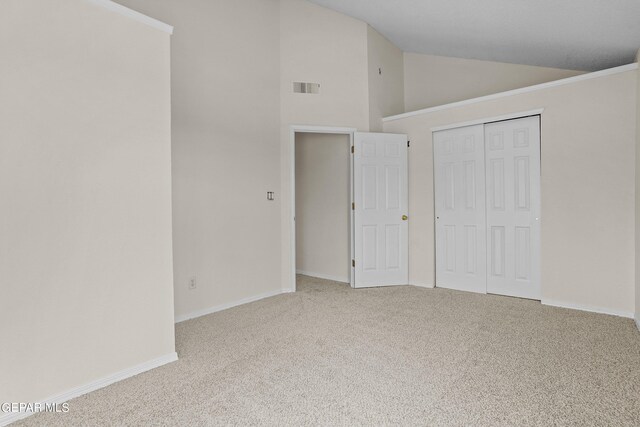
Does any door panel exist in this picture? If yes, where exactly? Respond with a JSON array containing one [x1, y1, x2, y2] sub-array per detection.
[[434, 125, 487, 293], [485, 116, 540, 299], [354, 132, 408, 287]]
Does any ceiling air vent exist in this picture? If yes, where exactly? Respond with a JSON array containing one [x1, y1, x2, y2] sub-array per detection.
[[293, 82, 320, 94]]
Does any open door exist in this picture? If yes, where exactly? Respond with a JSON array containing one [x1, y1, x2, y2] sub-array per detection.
[[353, 132, 408, 288]]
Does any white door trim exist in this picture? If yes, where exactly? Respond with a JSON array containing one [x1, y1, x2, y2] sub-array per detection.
[[289, 125, 357, 292], [430, 109, 545, 133]]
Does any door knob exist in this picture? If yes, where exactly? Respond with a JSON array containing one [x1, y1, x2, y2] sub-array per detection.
[[402, 215, 408, 221]]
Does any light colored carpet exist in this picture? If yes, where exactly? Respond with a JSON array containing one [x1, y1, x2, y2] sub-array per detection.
[[17, 275, 640, 426]]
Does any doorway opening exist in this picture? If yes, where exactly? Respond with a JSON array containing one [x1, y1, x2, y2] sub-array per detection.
[[289, 126, 409, 292], [290, 126, 356, 292], [295, 131, 352, 291]]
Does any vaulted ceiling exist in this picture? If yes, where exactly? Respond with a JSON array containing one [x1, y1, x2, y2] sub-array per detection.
[[308, 0, 640, 71]]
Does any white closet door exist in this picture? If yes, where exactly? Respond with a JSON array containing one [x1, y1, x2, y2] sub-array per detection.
[[434, 125, 487, 293], [485, 116, 541, 300], [353, 132, 408, 287]]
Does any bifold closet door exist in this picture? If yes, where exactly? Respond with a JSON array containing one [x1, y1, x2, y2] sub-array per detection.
[[485, 116, 540, 299], [434, 125, 487, 293]]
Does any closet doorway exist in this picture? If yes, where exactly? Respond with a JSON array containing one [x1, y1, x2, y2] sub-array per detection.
[[433, 115, 541, 300]]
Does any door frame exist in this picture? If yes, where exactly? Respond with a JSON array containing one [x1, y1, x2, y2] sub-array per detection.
[[289, 125, 357, 292], [431, 109, 544, 133], [431, 109, 544, 294]]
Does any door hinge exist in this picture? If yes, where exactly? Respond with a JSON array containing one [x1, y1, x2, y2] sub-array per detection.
[[407, 140, 410, 147], [352, 259, 355, 267], [351, 146, 354, 154], [352, 202, 355, 210]]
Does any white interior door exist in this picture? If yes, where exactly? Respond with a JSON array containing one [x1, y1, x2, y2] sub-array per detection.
[[434, 125, 487, 293], [485, 116, 540, 299], [353, 132, 408, 287]]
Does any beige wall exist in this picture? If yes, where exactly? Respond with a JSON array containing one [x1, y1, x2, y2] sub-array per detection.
[[385, 70, 637, 316], [280, 0, 370, 290], [118, 0, 282, 319], [367, 26, 405, 132], [404, 53, 584, 112], [116, 0, 406, 313], [0, 0, 174, 403], [295, 133, 351, 281], [280, 0, 369, 131], [117, 0, 406, 302]]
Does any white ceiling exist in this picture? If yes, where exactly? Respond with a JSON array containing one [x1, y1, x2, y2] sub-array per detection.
[[307, 0, 640, 71]]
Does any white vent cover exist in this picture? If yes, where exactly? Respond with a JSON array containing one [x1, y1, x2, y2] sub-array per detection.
[[293, 82, 320, 94]]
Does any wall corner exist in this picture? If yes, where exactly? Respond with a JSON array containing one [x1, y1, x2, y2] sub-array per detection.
[[635, 48, 640, 328]]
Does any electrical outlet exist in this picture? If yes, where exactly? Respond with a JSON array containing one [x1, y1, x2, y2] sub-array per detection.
[[188, 276, 197, 290]]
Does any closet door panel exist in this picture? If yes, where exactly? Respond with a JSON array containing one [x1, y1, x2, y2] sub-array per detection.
[[485, 116, 541, 300], [434, 125, 486, 293]]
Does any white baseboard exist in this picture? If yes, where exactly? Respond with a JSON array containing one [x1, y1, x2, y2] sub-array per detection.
[[542, 299, 634, 319], [296, 270, 349, 284], [410, 281, 435, 289], [0, 352, 178, 427], [175, 289, 284, 323], [635, 316, 640, 332]]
